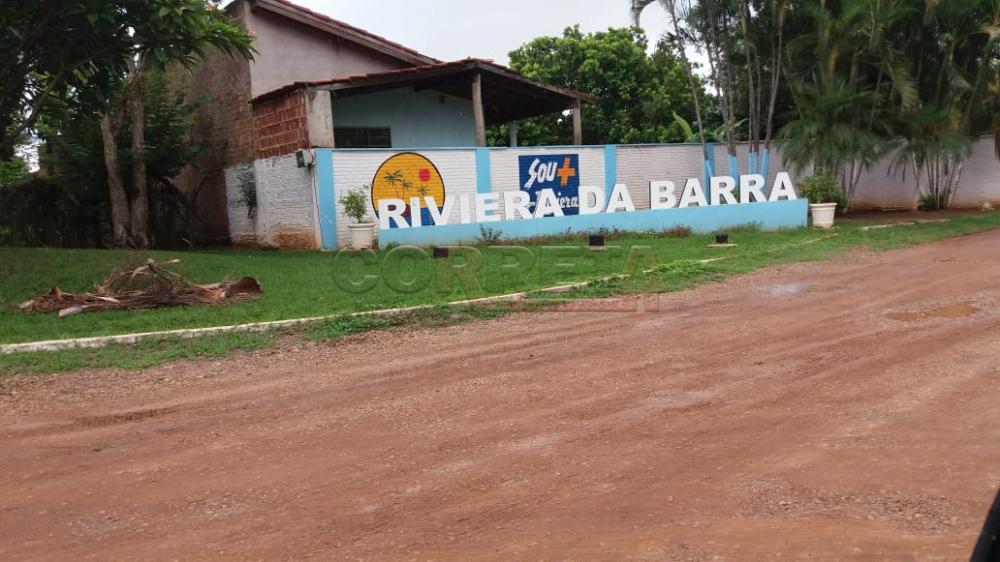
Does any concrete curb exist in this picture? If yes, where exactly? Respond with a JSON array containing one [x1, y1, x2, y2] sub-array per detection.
[[1, 234, 838, 355], [0, 279, 620, 355]]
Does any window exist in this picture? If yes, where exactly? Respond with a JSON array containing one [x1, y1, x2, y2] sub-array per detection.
[[334, 127, 392, 148]]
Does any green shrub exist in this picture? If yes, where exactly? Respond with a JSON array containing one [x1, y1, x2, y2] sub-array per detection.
[[798, 175, 847, 210], [477, 225, 503, 244], [919, 193, 945, 211], [339, 187, 371, 223]]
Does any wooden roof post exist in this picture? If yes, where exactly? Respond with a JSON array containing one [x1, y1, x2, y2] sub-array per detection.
[[472, 72, 486, 147], [508, 121, 519, 147], [571, 98, 583, 145]]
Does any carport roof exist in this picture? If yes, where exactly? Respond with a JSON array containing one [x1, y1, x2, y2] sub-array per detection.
[[251, 58, 596, 125]]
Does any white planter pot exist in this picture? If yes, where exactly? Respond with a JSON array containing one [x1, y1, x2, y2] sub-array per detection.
[[809, 203, 837, 229], [347, 222, 377, 249]]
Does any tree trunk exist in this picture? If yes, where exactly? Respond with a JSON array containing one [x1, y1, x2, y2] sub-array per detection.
[[127, 58, 149, 248], [764, 1, 784, 149], [100, 114, 130, 247], [664, 1, 708, 159], [739, 0, 757, 155]]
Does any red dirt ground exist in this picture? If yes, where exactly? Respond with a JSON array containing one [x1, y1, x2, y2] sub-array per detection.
[[2, 231, 1000, 561]]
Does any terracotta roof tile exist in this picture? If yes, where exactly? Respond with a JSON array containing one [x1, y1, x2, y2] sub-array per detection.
[[252, 58, 592, 101]]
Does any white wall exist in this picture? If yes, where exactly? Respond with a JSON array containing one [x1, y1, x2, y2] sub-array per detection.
[[225, 154, 318, 248], [848, 137, 998, 210], [617, 144, 703, 210], [953, 138, 1000, 209], [233, 139, 999, 249], [225, 163, 257, 245], [850, 156, 915, 210], [330, 149, 478, 244], [617, 143, 803, 209], [489, 146, 605, 216]]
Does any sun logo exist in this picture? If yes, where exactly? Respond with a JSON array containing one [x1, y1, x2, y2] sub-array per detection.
[[371, 153, 446, 227]]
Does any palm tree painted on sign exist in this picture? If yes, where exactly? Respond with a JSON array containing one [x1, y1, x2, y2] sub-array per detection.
[[416, 185, 431, 217], [383, 170, 404, 199]]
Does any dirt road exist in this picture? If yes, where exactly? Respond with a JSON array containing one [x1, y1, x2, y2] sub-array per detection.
[[3, 231, 1000, 561]]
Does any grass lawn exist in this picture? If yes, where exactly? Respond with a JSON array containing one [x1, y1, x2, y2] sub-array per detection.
[[2, 212, 1000, 373]]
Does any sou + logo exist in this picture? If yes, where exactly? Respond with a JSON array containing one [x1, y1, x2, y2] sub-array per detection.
[[518, 154, 580, 215]]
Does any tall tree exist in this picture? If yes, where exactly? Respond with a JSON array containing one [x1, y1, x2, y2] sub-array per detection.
[[2, 0, 253, 247], [29, 69, 216, 248], [631, 0, 790, 178], [494, 26, 715, 146], [632, 0, 712, 170], [98, 1, 253, 247]]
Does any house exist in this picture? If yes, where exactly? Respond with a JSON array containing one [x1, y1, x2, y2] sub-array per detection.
[[179, 0, 998, 249], [178, 0, 593, 247]]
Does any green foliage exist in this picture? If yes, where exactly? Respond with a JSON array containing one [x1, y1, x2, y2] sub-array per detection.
[[0, 0, 254, 153], [4, 214, 1000, 367], [798, 174, 847, 209], [777, 78, 887, 186], [492, 28, 716, 146], [309, 314, 393, 341], [235, 163, 257, 220], [0, 332, 273, 375], [918, 193, 944, 212], [0, 159, 28, 187], [1, 69, 214, 247], [338, 187, 371, 223], [672, 112, 747, 143], [657, 259, 713, 277], [775, 0, 998, 209], [628, 0, 998, 210]]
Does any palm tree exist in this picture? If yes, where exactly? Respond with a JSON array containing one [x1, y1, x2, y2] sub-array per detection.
[[892, 0, 997, 209], [891, 105, 971, 209], [779, 0, 908, 208], [778, 77, 887, 209], [631, 0, 712, 178]]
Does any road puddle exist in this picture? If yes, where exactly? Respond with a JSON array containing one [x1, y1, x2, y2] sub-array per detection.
[[887, 302, 978, 322], [762, 283, 808, 295]]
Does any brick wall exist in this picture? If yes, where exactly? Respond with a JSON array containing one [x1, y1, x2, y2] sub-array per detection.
[[170, 1, 255, 243], [252, 89, 310, 159]]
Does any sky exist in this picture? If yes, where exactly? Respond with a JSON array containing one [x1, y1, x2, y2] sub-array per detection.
[[279, 0, 671, 65]]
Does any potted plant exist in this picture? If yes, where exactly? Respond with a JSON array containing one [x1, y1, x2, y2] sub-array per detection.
[[798, 174, 846, 228], [339, 187, 377, 249]]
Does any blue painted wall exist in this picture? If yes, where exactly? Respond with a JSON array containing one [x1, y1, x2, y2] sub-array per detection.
[[377, 199, 809, 247], [314, 149, 338, 249], [313, 147, 809, 249], [332, 87, 476, 148]]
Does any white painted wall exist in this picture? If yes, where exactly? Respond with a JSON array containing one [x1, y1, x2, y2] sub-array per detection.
[[225, 154, 318, 248], [231, 139, 998, 248], [225, 163, 258, 245], [849, 155, 915, 210], [617, 144, 703, 210], [330, 149, 478, 245], [617, 142, 804, 210], [489, 146, 605, 217], [253, 154, 318, 248], [838, 137, 999, 210], [953, 138, 1000, 209]]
